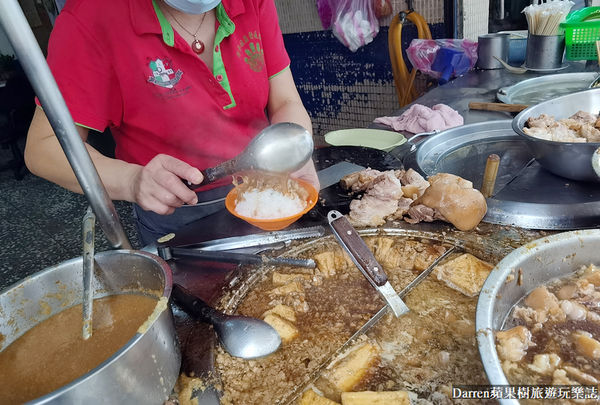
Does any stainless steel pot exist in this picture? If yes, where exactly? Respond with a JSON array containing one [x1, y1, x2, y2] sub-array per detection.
[[476, 229, 600, 405], [512, 88, 600, 182], [0, 250, 181, 404]]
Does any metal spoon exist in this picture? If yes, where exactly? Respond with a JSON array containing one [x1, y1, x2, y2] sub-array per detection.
[[171, 283, 281, 359], [188, 122, 314, 189], [493, 56, 527, 74]]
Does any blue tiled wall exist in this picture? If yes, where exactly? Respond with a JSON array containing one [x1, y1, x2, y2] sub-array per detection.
[[283, 22, 446, 137]]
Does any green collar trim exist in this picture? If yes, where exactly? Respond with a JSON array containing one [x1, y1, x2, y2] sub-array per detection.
[[152, 0, 175, 47], [215, 3, 234, 36], [214, 3, 236, 109]]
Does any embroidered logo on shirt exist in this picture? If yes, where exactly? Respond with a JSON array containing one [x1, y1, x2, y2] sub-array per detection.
[[147, 58, 183, 88], [236, 31, 265, 73]]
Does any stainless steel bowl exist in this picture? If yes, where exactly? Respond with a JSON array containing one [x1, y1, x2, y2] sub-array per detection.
[[0, 250, 181, 404], [512, 88, 600, 182], [476, 229, 600, 404]]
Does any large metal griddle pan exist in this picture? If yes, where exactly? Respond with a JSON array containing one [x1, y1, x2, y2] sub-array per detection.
[[203, 223, 541, 405], [403, 120, 600, 230]]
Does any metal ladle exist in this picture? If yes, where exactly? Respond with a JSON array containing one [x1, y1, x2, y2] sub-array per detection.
[[82, 206, 95, 340], [171, 284, 281, 359], [188, 122, 314, 189]]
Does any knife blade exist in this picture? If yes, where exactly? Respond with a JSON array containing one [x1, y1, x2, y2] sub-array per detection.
[[177, 225, 326, 251], [281, 245, 456, 405], [327, 210, 408, 318]]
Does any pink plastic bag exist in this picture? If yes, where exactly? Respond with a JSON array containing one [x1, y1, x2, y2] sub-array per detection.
[[406, 39, 478, 80], [327, 0, 379, 52]]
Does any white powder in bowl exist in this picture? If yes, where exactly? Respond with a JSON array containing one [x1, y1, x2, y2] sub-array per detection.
[[235, 189, 307, 219]]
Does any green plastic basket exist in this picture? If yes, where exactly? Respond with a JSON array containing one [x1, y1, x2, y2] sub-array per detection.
[[561, 7, 600, 60]]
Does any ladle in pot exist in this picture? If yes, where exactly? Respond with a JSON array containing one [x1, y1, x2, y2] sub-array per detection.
[[171, 284, 281, 359], [188, 122, 314, 189], [82, 206, 95, 340]]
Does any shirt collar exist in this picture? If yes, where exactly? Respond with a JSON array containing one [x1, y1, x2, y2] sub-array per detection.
[[130, 0, 244, 37]]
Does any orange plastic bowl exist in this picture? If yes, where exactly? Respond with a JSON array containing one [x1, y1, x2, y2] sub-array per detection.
[[225, 179, 318, 231]]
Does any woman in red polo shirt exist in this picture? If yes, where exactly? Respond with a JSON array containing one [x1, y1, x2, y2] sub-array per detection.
[[24, 0, 319, 245]]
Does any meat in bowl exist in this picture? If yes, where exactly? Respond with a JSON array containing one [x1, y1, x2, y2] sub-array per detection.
[[523, 111, 600, 143], [496, 265, 600, 391]]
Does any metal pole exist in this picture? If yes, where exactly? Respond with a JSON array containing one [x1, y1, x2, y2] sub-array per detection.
[[0, 0, 132, 249]]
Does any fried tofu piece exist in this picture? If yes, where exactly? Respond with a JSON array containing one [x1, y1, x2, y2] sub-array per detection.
[[261, 304, 296, 323], [434, 253, 494, 297], [324, 343, 381, 393], [300, 389, 340, 405], [262, 313, 299, 343], [370, 237, 396, 267], [268, 281, 304, 296], [272, 272, 312, 285], [334, 248, 355, 269], [341, 391, 410, 405], [314, 251, 337, 277]]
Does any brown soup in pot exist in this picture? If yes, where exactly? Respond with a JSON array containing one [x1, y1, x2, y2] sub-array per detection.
[[0, 294, 158, 403]]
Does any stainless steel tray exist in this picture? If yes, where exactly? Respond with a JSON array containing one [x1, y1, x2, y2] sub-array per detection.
[[403, 120, 600, 230], [496, 72, 597, 105]]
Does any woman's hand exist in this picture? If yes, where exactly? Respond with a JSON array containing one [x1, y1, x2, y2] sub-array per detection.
[[130, 154, 204, 215]]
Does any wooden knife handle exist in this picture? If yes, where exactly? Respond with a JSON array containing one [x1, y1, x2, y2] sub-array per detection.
[[327, 210, 388, 286], [469, 102, 528, 112]]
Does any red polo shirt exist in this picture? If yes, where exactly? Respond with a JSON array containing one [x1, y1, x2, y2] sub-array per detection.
[[43, 0, 291, 189]]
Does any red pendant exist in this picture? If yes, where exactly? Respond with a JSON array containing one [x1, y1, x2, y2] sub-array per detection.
[[192, 39, 205, 55]]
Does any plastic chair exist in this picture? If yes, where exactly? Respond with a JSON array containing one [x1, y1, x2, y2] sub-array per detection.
[[388, 3, 432, 107]]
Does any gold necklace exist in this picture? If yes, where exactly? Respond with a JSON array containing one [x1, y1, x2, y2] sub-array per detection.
[[164, 8, 208, 54]]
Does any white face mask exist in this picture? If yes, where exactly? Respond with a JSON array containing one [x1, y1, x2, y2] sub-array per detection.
[[163, 0, 221, 14]]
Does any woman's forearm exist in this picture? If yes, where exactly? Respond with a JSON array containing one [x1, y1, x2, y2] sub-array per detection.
[[268, 98, 313, 134], [25, 107, 141, 202]]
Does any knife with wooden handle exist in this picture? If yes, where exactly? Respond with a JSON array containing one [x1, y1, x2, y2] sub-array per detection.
[[468, 101, 529, 112], [327, 210, 409, 317]]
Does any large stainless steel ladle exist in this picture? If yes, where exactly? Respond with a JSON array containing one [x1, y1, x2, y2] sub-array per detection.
[[188, 122, 314, 188], [171, 284, 281, 359]]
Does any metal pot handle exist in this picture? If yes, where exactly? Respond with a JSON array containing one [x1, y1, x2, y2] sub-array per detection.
[[407, 130, 438, 152]]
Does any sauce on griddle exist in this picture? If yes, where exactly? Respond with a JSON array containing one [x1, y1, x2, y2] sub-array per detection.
[[0, 294, 158, 403]]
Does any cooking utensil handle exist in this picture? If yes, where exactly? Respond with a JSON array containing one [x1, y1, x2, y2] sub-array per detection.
[[406, 130, 437, 152], [171, 283, 224, 323], [163, 247, 316, 268], [186, 157, 241, 190], [468, 102, 528, 112], [481, 154, 500, 198], [327, 210, 387, 286], [82, 206, 95, 340]]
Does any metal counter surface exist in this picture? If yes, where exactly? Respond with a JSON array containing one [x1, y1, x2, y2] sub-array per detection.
[[381, 61, 596, 161]]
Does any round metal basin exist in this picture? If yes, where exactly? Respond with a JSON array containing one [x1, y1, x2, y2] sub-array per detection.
[[475, 229, 600, 404], [512, 88, 600, 182], [0, 250, 181, 404]]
